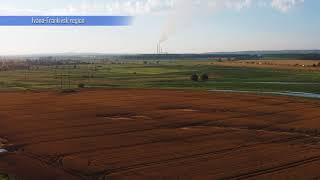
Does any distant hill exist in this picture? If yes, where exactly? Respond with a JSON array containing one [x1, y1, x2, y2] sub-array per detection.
[[206, 50, 320, 55], [2, 50, 320, 61]]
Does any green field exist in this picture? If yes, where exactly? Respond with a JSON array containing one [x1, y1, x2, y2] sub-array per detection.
[[0, 60, 320, 93]]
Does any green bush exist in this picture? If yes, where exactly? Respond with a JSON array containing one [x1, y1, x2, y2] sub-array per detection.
[[190, 74, 199, 81], [201, 73, 209, 81], [78, 83, 85, 88]]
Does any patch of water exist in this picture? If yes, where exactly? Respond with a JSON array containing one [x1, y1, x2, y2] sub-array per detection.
[[208, 81, 320, 85], [277, 91, 320, 99], [209, 90, 320, 99], [0, 149, 8, 153], [245, 82, 320, 85]]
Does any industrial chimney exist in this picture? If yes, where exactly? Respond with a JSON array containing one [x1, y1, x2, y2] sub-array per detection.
[[157, 43, 161, 54]]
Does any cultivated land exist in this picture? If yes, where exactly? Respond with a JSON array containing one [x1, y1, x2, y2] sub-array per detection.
[[1, 89, 320, 179], [205, 59, 320, 70], [0, 59, 320, 179], [1, 60, 320, 93]]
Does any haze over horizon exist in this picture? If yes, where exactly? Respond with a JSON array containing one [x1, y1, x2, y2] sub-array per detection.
[[0, 0, 319, 55], [2, 49, 320, 57]]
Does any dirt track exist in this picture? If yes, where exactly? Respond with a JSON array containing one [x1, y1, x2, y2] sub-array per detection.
[[1, 89, 320, 180]]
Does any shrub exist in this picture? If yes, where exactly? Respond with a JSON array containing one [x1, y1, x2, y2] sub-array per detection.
[[78, 83, 85, 88], [61, 89, 77, 93], [191, 74, 199, 81], [201, 73, 209, 81]]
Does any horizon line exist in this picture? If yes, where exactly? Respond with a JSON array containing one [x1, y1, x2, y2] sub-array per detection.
[[1, 49, 320, 57]]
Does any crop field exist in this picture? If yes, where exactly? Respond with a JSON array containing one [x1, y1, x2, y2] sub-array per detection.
[[0, 59, 320, 179], [205, 59, 320, 70], [0, 60, 320, 93], [0, 89, 320, 179]]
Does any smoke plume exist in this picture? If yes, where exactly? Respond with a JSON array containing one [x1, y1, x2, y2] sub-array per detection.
[[158, 0, 252, 45], [159, 0, 193, 44]]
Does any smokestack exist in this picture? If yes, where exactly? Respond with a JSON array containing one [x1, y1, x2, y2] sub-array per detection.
[[157, 43, 161, 54], [157, 44, 159, 54]]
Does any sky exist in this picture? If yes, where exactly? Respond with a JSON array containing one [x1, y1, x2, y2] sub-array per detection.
[[0, 0, 319, 55]]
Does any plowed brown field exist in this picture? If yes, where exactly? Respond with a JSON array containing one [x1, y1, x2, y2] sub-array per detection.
[[1, 89, 320, 180]]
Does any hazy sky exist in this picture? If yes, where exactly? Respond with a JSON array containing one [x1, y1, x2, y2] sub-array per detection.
[[0, 0, 319, 55]]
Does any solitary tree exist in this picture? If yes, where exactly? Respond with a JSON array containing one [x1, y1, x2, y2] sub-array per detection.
[[78, 83, 85, 88], [201, 73, 209, 81], [191, 74, 199, 81]]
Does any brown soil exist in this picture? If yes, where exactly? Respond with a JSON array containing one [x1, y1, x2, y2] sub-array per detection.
[[0, 89, 320, 180]]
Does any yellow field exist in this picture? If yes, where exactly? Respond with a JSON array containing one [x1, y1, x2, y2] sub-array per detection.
[[199, 60, 320, 71]]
